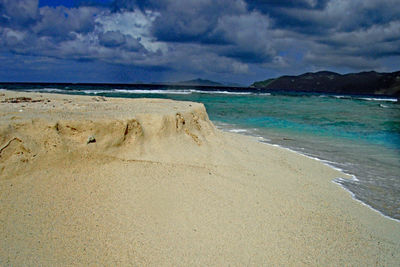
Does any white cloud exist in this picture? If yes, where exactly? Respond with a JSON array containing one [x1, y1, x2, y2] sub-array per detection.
[[95, 9, 167, 53]]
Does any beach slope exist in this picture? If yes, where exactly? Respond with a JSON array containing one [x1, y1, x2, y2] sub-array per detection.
[[1, 91, 399, 265]]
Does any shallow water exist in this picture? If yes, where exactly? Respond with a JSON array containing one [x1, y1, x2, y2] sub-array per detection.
[[205, 93, 400, 220], [4, 86, 400, 220]]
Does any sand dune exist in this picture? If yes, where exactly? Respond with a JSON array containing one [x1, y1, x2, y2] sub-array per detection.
[[1, 91, 399, 266]]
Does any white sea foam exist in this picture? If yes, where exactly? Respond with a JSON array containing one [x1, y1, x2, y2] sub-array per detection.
[[101, 89, 255, 95], [214, 122, 230, 127], [191, 90, 253, 95], [256, 136, 271, 142], [333, 95, 348, 99], [257, 93, 272, 96], [217, 123, 273, 143], [358, 97, 397, 102], [20, 88, 270, 96], [22, 88, 194, 95], [265, 143, 350, 173], [111, 89, 193, 95], [26, 88, 66, 93], [331, 94, 397, 102], [228, 129, 248, 133]]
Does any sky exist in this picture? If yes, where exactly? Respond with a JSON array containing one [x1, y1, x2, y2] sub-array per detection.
[[0, 0, 399, 85]]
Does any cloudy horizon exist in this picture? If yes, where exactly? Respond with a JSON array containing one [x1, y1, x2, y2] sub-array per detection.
[[0, 0, 399, 85]]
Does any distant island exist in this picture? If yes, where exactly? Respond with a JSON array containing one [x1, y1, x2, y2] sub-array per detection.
[[251, 71, 400, 97]]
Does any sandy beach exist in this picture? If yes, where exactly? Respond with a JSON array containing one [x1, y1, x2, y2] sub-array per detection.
[[1, 91, 399, 266]]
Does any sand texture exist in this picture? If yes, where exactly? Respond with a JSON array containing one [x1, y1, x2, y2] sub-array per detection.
[[1, 91, 399, 266]]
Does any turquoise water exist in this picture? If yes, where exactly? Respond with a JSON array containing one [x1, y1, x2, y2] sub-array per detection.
[[5, 87, 400, 220]]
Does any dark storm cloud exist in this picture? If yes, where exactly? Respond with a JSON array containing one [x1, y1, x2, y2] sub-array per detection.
[[99, 30, 144, 51], [246, 0, 329, 9], [31, 6, 98, 41], [99, 30, 126, 47], [212, 11, 275, 63], [0, 0, 399, 83], [0, 0, 39, 27], [287, 0, 400, 61], [149, 0, 246, 43], [277, 0, 400, 33], [0, 0, 154, 65], [106, 0, 400, 70], [111, 0, 151, 11], [110, 0, 276, 65], [244, 0, 330, 32]]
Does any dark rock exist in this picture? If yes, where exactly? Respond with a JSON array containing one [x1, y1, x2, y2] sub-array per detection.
[[251, 70, 400, 96], [87, 136, 96, 144]]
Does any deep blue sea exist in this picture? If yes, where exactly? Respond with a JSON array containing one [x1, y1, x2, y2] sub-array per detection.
[[2, 85, 399, 221]]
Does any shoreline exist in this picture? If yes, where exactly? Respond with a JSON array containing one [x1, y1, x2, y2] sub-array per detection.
[[1, 90, 399, 265], [218, 123, 400, 223], [263, 141, 400, 224]]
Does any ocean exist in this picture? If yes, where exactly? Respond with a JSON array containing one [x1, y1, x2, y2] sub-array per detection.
[[2, 84, 399, 221]]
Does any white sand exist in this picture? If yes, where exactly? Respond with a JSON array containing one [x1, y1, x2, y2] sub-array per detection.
[[1, 91, 399, 266]]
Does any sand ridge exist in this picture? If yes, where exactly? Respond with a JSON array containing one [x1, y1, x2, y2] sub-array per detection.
[[1, 91, 399, 266]]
